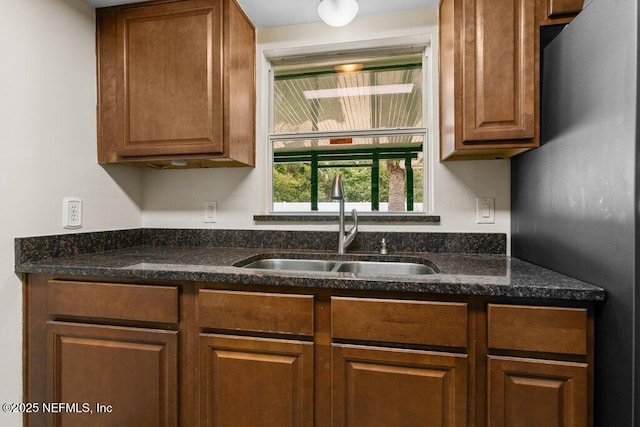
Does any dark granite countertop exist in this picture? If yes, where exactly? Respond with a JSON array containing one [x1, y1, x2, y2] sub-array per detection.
[[14, 229, 605, 301]]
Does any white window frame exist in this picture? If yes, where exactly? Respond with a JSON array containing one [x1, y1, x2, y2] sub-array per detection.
[[262, 35, 436, 215]]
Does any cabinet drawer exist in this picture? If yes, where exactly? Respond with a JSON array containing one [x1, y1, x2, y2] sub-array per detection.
[[548, 0, 583, 17], [47, 280, 179, 324], [199, 290, 314, 336], [488, 304, 588, 355], [331, 297, 468, 348]]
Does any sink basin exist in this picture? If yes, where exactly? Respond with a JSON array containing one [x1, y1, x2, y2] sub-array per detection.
[[240, 258, 337, 272], [335, 261, 436, 275], [237, 255, 437, 276]]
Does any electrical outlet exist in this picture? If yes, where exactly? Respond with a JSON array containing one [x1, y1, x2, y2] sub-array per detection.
[[204, 201, 217, 223], [63, 197, 82, 229]]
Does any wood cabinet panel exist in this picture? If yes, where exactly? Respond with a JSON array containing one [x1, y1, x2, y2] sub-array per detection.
[[200, 334, 313, 427], [97, 0, 255, 167], [332, 344, 467, 427], [117, 0, 223, 158], [488, 304, 587, 355], [463, 0, 535, 142], [332, 297, 467, 348], [199, 289, 314, 336], [47, 280, 179, 324], [47, 321, 178, 427], [488, 356, 588, 426], [439, 0, 539, 160]]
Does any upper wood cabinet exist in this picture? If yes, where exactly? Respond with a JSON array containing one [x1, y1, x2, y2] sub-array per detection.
[[439, 0, 584, 161], [97, 0, 256, 168], [439, 0, 538, 160]]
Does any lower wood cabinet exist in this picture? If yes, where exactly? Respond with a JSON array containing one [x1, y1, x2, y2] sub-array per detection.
[[487, 356, 588, 427], [332, 344, 467, 427], [47, 322, 178, 427], [24, 276, 595, 426], [486, 303, 590, 427], [199, 334, 314, 427]]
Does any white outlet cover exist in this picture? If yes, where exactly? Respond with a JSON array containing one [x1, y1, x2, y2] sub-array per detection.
[[63, 197, 83, 229]]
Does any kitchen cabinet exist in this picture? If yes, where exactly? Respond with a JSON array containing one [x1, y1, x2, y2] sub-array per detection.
[[198, 290, 315, 426], [96, 0, 255, 168], [200, 334, 313, 427], [439, 0, 537, 160], [24, 276, 594, 426], [488, 356, 587, 426], [47, 322, 178, 427], [27, 278, 179, 426], [331, 297, 468, 426], [439, 0, 583, 160], [486, 304, 590, 426]]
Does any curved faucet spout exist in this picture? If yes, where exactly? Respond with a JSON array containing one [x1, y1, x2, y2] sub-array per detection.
[[343, 208, 358, 249], [333, 174, 358, 254]]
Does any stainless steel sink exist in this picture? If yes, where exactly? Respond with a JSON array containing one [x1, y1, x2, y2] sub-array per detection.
[[335, 261, 436, 275], [240, 258, 337, 272], [238, 255, 437, 276]]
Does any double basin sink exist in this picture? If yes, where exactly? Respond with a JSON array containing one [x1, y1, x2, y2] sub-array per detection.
[[235, 254, 437, 276]]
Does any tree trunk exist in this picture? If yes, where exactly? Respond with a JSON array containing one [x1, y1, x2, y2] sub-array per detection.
[[387, 160, 406, 211]]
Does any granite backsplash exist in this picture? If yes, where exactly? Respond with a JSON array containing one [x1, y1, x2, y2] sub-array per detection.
[[15, 228, 506, 266]]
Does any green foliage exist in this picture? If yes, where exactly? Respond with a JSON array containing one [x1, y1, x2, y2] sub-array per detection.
[[273, 163, 311, 202], [273, 158, 424, 210], [317, 166, 371, 202]]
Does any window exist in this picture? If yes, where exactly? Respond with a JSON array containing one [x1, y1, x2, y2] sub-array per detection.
[[269, 49, 427, 213]]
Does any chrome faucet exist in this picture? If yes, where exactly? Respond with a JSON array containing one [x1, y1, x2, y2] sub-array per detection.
[[331, 174, 358, 254]]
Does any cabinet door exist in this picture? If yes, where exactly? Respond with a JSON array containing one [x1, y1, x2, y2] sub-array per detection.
[[115, 0, 224, 158], [462, 0, 535, 142], [488, 356, 588, 426], [333, 344, 467, 427], [200, 334, 314, 427], [47, 322, 178, 427]]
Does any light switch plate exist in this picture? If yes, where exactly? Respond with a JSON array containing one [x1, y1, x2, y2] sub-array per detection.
[[476, 197, 495, 224], [204, 201, 217, 223]]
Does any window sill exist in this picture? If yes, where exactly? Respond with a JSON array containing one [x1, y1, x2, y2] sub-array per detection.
[[253, 214, 440, 224]]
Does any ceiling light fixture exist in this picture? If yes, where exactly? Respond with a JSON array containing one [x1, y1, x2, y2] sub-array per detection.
[[334, 63, 364, 73], [318, 0, 359, 27], [303, 84, 415, 100]]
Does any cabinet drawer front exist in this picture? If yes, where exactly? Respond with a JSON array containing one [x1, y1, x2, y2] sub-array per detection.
[[488, 304, 588, 355], [331, 297, 468, 348], [47, 280, 179, 324], [549, 0, 583, 17], [199, 290, 314, 336]]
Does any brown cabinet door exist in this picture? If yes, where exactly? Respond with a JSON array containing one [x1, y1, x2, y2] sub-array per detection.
[[115, 0, 224, 158], [462, 0, 535, 142], [200, 334, 314, 427], [46, 321, 178, 427], [332, 344, 467, 427], [488, 356, 588, 426]]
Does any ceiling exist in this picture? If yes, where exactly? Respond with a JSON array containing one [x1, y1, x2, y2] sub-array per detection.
[[85, 0, 436, 28]]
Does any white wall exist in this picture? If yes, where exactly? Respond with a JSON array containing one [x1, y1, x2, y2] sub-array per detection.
[[0, 0, 142, 424], [141, 7, 511, 237]]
